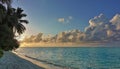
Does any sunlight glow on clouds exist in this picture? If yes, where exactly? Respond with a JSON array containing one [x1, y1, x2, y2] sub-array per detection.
[[21, 14, 120, 46], [88, 14, 109, 27], [110, 14, 120, 30]]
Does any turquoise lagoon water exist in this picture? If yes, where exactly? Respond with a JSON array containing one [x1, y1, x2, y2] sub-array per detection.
[[16, 47, 120, 69]]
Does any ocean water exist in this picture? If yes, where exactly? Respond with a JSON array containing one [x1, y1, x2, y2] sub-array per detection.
[[16, 47, 120, 69]]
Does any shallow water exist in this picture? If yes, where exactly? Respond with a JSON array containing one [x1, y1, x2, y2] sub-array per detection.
[[16, 47, 120, 69]]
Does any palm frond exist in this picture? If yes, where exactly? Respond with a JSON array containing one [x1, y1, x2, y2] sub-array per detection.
[[19, 20, 29, 24], [16, 7, 23, 14], [16, 23, 26, 35]]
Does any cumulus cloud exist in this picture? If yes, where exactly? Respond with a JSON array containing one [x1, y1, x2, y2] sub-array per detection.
[[110, 14, 120, 30], [23, 29, 86, 43], [34, 33, 43, 42], [68, 16, 73, 20], [85, 13, 120, 41], [23, 14, 120, 45], [58, 18, 65, 23], [55, 29, 86, 42], [58, 16, 73, 23], [85, 14, 109, 41], [89, 13, 109, 27]]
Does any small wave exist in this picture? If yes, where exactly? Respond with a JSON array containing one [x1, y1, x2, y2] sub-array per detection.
[[24, 55, 70, 68], [24, 55, 78, 69]]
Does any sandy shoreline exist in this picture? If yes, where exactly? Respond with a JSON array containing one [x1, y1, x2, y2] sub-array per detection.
[[0, 51, 65, 69]]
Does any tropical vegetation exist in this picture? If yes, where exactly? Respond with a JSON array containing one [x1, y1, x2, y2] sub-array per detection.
[[0, 0, 28, 57]]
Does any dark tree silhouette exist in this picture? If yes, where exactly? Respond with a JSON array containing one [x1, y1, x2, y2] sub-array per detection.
[[0, 0, 12, 8], [7, 7, 28, 35], [0, 0, 28, 57]]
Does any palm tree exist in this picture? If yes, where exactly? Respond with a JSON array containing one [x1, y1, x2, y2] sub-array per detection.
[[0, 0, 28, 35], [0, 2, 28, 51], [0, 0, 28, 52], [7, 7, 29, 35]]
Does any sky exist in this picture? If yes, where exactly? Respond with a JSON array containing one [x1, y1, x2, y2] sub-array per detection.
[[12, 0, 120, 36]]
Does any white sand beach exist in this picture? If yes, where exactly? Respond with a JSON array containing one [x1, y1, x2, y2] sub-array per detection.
[[0, 51, 65, 69]]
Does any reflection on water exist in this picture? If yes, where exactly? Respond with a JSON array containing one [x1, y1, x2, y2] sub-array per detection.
[[16, 47, 120, 69]]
